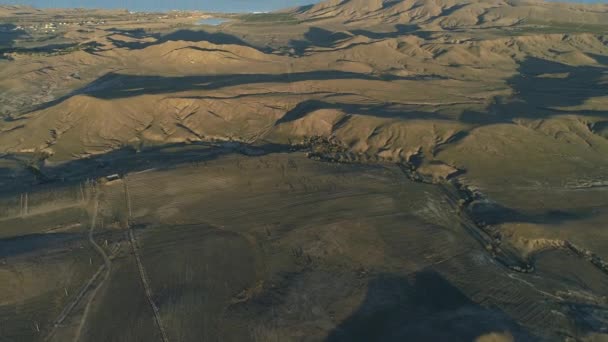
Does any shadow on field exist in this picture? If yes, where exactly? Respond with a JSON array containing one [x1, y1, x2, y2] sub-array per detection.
[[468, 201, 599, 226], [590, 121, 608, 139], [0, 232, 83, 258], [0, 166, 15, 179], [0, 41, 102, 57], [564, 302, 608, 335], [460, 57, 608, 126], [588, 53, 608, 66], [0, 24, 28, 49], [326, 270, 536, 342], [510, 57, 607, 113]]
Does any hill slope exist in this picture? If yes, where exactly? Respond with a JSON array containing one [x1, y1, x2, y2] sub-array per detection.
[[296, 0, 608, 28]]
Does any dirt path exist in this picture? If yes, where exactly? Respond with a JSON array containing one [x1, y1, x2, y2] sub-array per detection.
[[124, 177, 170, 342], [88, 193, 111, 277], [45, 188, 112, 342], [71, 190, 114, 342]]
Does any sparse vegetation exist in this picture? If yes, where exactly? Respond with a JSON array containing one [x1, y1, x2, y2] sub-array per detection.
[[516, 20, 608, 34], [2, 41, 100, 57], [238, 13, 299, 24], [2, 0, 608, 341]]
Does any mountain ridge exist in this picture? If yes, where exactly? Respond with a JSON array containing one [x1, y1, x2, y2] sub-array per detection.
[[293, 0, 608, 27]]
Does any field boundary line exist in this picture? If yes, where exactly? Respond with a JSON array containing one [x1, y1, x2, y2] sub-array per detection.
[[124, 177, 170, 342]]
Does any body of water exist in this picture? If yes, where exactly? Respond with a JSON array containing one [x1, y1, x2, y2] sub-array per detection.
[[197, 18, 230, 26], [1, 0, 321, 13]]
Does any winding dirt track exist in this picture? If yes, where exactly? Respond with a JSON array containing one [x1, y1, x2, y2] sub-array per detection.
[[45, 189, 112, 342], [72, 190, 113, 342]]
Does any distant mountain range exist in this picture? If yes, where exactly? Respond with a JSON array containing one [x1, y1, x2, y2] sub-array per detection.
[[292, 0, 608, 27]]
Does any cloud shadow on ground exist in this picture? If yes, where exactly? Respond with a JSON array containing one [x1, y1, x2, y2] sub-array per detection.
[[325, 270, 537, 342]]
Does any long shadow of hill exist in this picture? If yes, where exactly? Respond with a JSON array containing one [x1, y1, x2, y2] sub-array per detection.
[[0, 24, 27, 46], [2, 138, 595, 229], [1, 24, 103, 57], [350, 24, 432, 40], [101, 71, 396, 97], [422, 3, 470, 25], [326, 270, 537, 341], [106, 27, 154, 39], [0, 41, 102, 57], [289, 27, 353, 54], [0, 24, 29, 57], [0, 232, 83, 259], [0, 141, 295, 196], [564, 302, 608, 335], [588, 53, 608, 66], [275, 99, 448, 124], [511, 57, 607, 112], [293, 4, 315, 13], [26, 70, 410, 113], [461, 57, 608, 125], [289, 25, 432, 55], [106, 28, 262, 51], [468, 200, 599, 227], [591, 121, 608, 138]]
